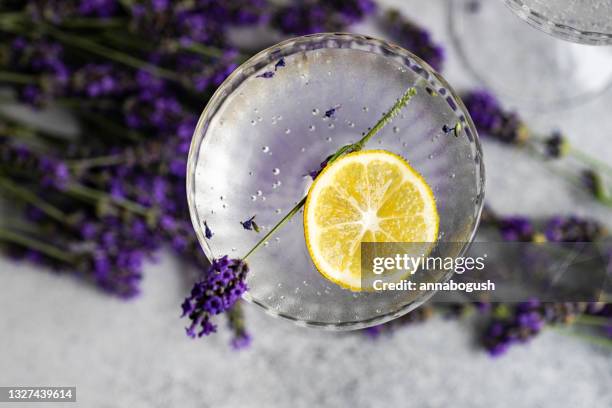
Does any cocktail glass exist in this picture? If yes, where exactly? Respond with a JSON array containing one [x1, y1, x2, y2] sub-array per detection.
[[450, 0, 612, 109], [187, 33, 485, 330]]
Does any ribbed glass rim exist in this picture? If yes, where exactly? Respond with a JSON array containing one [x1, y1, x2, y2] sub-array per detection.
[[504, 0, 612, 45], [186, 32, 485, 330]]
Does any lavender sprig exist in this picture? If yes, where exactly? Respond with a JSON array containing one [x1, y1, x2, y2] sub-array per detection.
[[463, 90, 612, 207], [270, 0, 376, 35], [0, 0, 271, 346], [481, 206, 607, 243], [181, 256, 249, 338], [382, 9, 445, 72]]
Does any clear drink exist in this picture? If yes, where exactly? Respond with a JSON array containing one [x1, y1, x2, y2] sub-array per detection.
[[187, 34, 484, 329]]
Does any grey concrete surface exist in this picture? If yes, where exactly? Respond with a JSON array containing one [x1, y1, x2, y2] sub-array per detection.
[[1, 1, 612, 407]]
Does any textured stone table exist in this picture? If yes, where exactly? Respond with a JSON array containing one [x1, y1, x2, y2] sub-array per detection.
[[1, 1, 611, 407]]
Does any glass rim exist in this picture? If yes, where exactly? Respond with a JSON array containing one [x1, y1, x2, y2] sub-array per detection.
[[504, 0, 612, 45], [186, 32, 486, 329]]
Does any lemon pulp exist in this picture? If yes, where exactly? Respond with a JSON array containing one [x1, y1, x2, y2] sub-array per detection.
[[304, 150, 439, 291]]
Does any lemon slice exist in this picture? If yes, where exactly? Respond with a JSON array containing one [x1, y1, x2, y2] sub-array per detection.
[[304, 150, 439, 291]]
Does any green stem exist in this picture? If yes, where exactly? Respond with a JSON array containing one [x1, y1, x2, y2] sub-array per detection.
[[0, 176, 68, 223], [179, 42, 228, 59], [568, 145, 612, 175], [66, 183, 152, 217], [0, 71, 37, 84], [70, 108, 143, 142], [41, 24, 180, 81], [526, 140, 612, 208], [243, 197, 306, 261], [574, 314, 612, 328], [0, 226, 75, 263], [57, 97, 117, 110], [531, 135, 612, 175], [553, 326, 612, 349], [67, 154, 124, 170], [353, 87, 418, 151], [242, 86, 418, 260], [59, 17, 127, 29], [101, 30, 157, 52], [0, 126, 65, 149]]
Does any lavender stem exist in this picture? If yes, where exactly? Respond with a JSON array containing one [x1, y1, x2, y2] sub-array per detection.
[[568, 145, 612, 175], [0, 226, 75, 263], [0, 71, 37, 84], [65, 183, 153, 217], [0, 176, 68, 223], [41, 24, 180, 81]]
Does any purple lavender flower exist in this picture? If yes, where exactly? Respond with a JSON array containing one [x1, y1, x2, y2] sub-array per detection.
[[182, 256, 249, 338], [175, 10, 216, 45], [26, 0, 119, 20], [271, 0, 374, 35], [5, 37, 70, 105], [463, 90, 529, 144], [71, 64, 133, 98], [307, 152, 336, 179], [26, 0, 74, 22], [129, 0, 267, 45], [330, 0, 377, 25], [78, 0, 119, 17], [1, 143, 71, 190], [482, 302, 585, 356], [204, 221, 213, 239], [544, 131, 567, 158], [271, 3, 328, 35], [240, 215, 259, 232], [274, 58, 286, 71], [169, 50, 238, 92], [581, 170, 606, 202], [383, 9, 445, 72], [462, 90, 501, 132], [230, 333, 252, 349], [545, 216, 605, 242], [256, 71, 275, 79], [124, 88, 184, 133], [324, 105, 341, 118], [90, 247, 143, 299], [498, 216, 534, 242]]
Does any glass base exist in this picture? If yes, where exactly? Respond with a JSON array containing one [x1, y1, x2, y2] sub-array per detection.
[[450, 0, 612, 110]]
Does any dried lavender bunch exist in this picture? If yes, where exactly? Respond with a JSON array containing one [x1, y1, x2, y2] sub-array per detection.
[[482, 300, 586, 356], [477, 207, 611, 355], [0, 0, 378, 347], [463, 90, 612, 207], [25, 0, 120, 22], [462, 90, 529, 145], [366, 207, 610, 356], [381, 9, 445, 72], [0, 0, 275, 345], [481, 206, 607, 243], [483, 302, 612, 356], [270, 0, 376, 35]]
